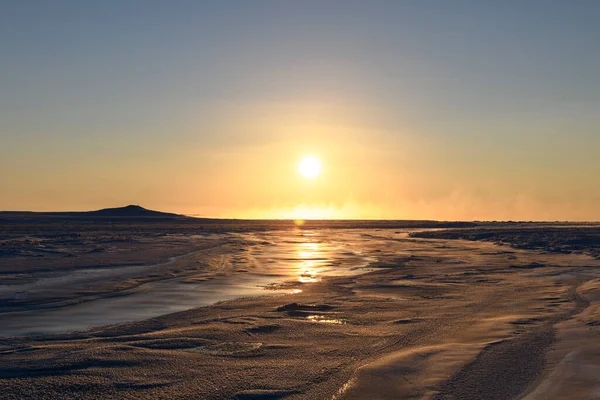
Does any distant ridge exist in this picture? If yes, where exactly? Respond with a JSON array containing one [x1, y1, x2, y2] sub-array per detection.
[[0, 205, 189, 221], [85, 205, 181, 218]]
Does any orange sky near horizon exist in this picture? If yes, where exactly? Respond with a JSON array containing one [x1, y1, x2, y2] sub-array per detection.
[[3, 94, 600, 221]]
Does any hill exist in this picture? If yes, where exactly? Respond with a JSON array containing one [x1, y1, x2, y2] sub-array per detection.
[[84, 205, 181, 218], [0, 205, 188, 222]]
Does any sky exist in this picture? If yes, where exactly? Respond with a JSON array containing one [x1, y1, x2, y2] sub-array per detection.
[[1, 1, 600, 220]]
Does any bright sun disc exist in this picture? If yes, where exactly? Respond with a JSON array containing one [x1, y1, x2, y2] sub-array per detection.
[[299, 156, 321, 179]]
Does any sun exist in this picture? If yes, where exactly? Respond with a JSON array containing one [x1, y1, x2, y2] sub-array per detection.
[[298, 156, 321, 179]]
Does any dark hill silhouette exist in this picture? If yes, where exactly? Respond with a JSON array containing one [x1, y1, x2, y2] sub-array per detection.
[[85, 205, 181, 218], [0, 205, 189, 222]]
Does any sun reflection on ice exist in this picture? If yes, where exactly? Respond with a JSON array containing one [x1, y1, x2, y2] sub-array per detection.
[[297, 239, 323, 282]]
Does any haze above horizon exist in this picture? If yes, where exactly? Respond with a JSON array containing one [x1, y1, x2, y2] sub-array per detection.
[[2, 1, 600, 221]]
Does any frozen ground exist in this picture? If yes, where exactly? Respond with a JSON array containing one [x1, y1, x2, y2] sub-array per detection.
[[2, 219, 600, 399]]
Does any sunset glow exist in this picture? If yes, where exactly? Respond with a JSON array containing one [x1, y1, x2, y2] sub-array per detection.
[[1, 2, 600, 221]]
